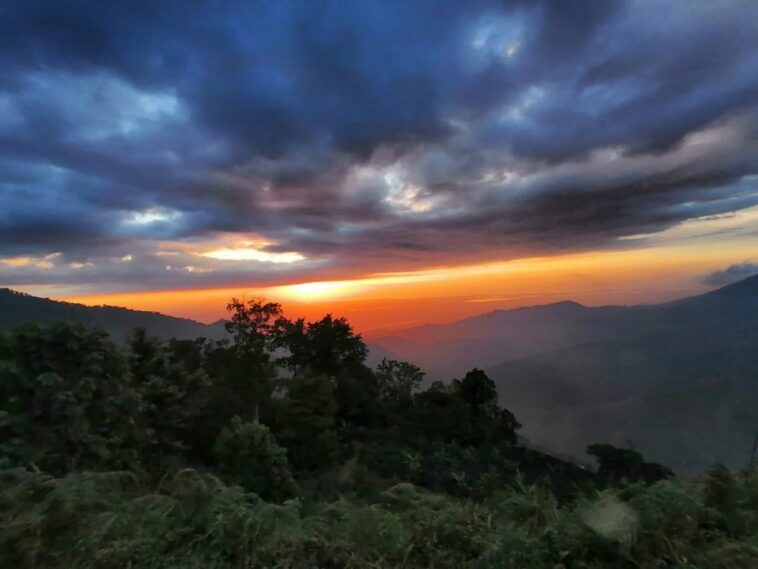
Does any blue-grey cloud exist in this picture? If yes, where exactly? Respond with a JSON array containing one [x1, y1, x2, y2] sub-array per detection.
[[1, 0, 757, 291], [703, 262, 758, 287]]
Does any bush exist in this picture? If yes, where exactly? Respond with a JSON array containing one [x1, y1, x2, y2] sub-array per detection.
[[213, 416, 298, 501]]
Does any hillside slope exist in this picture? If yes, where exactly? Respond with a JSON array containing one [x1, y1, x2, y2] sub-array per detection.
[[0, 288, 226, 342], [373, 276, 758, 472], [374, 277, 758, 381], [510, 378, 758, 474], [487, 276, 758, 472], [373, 301, 626, 378]]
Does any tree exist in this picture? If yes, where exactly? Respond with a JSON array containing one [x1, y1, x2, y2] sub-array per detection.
[[375, 359, 424, 402], [208, 298, 284, 425], [587, 443, 673, 485], [183, 338, 272, 462], [411, 381, 474, 443], [276, 374, 341, 470], [494, 407, 521, 444], [0, 323, 142, 473], [334, 363, 381, 428], [272, 317, 310, 377], [445, 370, 521, 445], [453, 369, 498, 413], [213, 416, 297, 500], [307, 315, 368, 375], [587, 444, 644, 483], [225, 297, 282, 360], [127, 328, 208, 469], [273, 313, 374, 428], [274, 314, 368, 378]]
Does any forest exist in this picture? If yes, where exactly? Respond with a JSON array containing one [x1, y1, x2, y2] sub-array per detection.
[[1, 297, 756, 568]]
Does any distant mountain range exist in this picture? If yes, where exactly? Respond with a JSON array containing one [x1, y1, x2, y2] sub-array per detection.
[[0, 288, 227, 342], [374, 276, 758, 473]]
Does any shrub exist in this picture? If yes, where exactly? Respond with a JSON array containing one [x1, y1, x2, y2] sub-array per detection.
[[213, 416, 298, 501]]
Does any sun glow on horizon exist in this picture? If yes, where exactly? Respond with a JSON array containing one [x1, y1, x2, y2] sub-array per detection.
[[275, 280, 359, 302], [46, 226, 757, 332]]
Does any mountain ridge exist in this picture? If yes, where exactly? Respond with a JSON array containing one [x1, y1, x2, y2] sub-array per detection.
[[368, 276, 758, 472], [0, 287, 227, 342]]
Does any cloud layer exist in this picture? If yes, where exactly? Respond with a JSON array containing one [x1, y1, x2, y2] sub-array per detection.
[[703, 262, 758, 286], [1, 0, 757, 291]]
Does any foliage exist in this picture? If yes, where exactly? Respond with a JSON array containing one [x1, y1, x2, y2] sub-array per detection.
[[213, 416, 298, 500], [276, 374, 341, 471], [273, 313, 368, 378], [453, 368, 498, 411], [0, 323, 143, 474], [224, 297, 282, 359], [588, 443, 674, 486], [375, 358, 424, 402], [1, 467, 757, 568], [0, 298, 749, 567], [127, 328, 209, 468]]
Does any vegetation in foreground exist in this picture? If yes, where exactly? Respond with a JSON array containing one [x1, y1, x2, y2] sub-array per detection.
[[0, 298, 756, 568]]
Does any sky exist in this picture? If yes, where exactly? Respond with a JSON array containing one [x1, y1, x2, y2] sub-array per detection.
[[1, 0, 758, 333]]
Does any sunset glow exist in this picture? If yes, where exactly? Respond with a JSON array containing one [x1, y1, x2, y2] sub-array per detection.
[[57, 230, 756, 334]]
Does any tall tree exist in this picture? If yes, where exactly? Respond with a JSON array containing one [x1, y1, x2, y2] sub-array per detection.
[[277, 374, 340, 470], [0, 323, 142, 473], [279, 314, 368, 378], [225, 297, 282, 361], [453, 368, 498, 413], [127, 328, 208, 469], [375, 359, 425, 402], [220, 297, 283, 421]]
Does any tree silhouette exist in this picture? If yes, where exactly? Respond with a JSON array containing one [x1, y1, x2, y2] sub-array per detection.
[[376, 358, 425, 402], [453, 368, 498, 412]]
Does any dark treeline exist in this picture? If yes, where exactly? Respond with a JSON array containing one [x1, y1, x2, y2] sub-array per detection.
[[0, 298, 756, 568]]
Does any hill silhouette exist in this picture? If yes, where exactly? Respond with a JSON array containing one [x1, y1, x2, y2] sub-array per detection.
[[0, 288, 227, 342]]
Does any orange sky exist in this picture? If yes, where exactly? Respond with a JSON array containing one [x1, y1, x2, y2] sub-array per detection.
[[56, 226, 757, 336]]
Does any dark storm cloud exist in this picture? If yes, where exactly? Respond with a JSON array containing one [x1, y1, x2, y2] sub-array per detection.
[[703, 262, 758, 286], [1, 0, 757, 290]]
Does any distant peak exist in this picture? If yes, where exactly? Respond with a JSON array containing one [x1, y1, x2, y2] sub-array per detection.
[[501, 300, 586, 314], [549, 300, 585, 308], [460, 300, 589, 324]]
